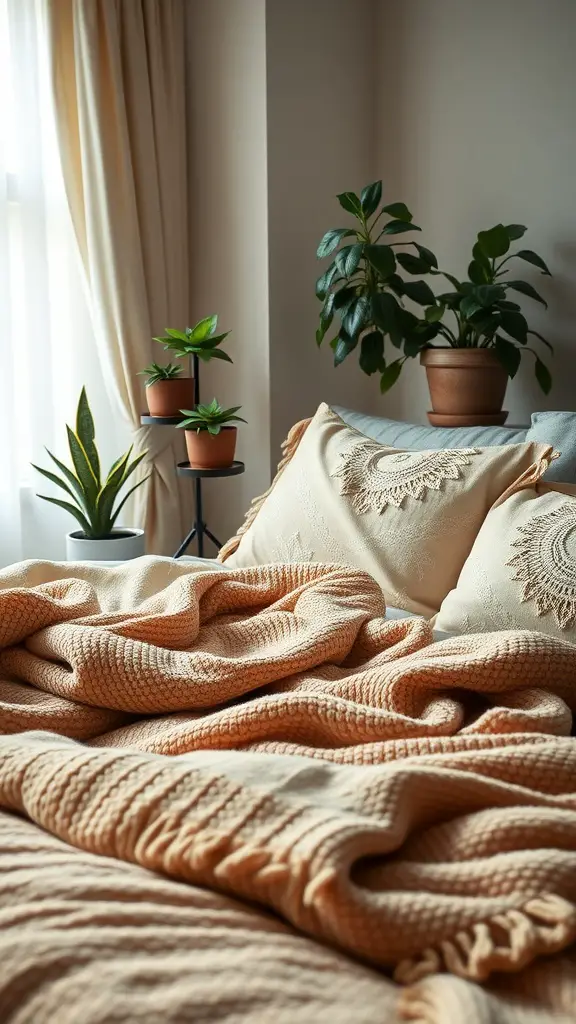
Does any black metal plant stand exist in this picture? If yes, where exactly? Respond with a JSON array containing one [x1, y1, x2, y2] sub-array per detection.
[[140, 353, 245, 559]]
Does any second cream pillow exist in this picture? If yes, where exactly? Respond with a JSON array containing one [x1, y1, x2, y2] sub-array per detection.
[[223, 404, 555, 616]]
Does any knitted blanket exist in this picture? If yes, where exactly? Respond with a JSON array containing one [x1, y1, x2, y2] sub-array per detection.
[[1, 557, 576, 1023]]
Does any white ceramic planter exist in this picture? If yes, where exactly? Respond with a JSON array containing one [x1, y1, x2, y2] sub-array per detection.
[[65, 528, 145, 563]]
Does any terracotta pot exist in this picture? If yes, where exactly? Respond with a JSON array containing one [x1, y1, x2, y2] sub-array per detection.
[[420, 348, 509, 427], [146, 378, 195, 418], [185, 426, 237, 469]]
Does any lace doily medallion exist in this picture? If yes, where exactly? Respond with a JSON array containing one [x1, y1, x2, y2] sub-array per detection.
[[332, 440, 479, 514], [507, 502, 576, 630]]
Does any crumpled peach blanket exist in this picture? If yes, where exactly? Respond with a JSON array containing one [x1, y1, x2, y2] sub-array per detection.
[[0, 556, 576, 1023]]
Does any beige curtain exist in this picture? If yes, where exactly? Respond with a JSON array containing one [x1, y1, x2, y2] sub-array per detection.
[[46, 0, 189, 555]]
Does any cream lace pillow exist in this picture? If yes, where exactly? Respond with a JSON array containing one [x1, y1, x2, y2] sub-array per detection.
[[434, 483, 576, 639], [222, 404, 554, 617]]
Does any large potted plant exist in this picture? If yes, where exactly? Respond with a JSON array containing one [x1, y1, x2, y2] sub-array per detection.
[[315, 186, 553, 425], [420, 224, 553, 424], [141, 315, 232, 417], [33, 388, 149, 561], [315, 180, 439, 393], [177, 399, 246, 469]]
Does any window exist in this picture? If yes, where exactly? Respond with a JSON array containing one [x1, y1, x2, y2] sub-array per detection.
[[0, 0, 128, 564]]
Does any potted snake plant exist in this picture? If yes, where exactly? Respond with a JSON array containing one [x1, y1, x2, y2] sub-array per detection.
[[177, 399, 246, 469], [33, 388, 150, 561], [142, 315, 233, 418]]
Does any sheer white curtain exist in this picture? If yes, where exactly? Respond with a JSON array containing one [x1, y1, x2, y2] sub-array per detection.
[[0, 0, 129, 566]]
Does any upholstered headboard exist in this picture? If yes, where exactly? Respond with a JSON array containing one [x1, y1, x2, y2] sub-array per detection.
[[332, 408, 576, 484]]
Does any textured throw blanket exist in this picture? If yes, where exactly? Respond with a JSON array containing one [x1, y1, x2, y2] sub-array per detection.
[[0, 556, 576, 1023]]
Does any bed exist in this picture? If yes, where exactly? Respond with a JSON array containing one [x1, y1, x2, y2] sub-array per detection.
[[1, 407, 576, 1023]]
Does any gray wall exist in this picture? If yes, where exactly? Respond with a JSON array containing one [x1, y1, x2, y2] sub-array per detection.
[[376, 0, 576, 424]]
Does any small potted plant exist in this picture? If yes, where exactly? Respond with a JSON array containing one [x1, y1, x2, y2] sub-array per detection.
[[140, 315, 233, 418], [177, 399, 246, 469], [139, 361, 195, 417], [33, 388, 150, 561], [420, 224, 553, 425]]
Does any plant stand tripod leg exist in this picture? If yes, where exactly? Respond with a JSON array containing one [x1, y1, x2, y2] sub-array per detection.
[[204, 525, 223, 550], [174, 526, 197, 559], [195, 476, 205, 558]]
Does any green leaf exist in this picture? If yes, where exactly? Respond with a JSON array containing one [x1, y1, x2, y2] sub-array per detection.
[[359, 331, 384, 375], [505, 224, 527, 241], [372, 292, 400, 337], [335, 243, 363, 278], [333, 285, 358, 311], [437, 291, 462, 310], [477, 224, 511, 259], [163, 328, 189, 341], [497, 300, 522, 311], [382, 202, 413, 223], [75, 387, 100, 486], [379, 360, 403, 393], [316, 294, 335, 346], [333, 330, 358, 366], [396, 252, 430, 275], [515, 250, 551, 276], [494, 336, 521, 378], [468, 259, 489, 285], [472, 242, 492, 274], [336, 191, 363, 218], [500, 309, 528, 343], [36, 494, 91, 536], [66, 426, 98, 504], [343, 296, 370, 338], [110, 475, 152, 528], [528, 330, 554, 354], [31, 464, 79, 504], [459, 295, 483, 319], [315, 262, 338, 299], [402, 280, 436, 306], [188, 315, 218, 340], [360, 180, 382, 218], [425, 304, 445, 323], [316, 228, 356, 259], [204, 348, 233, 363], [535, 357, 552, 394], [45, 449, 86, 509], [365, 244, 395, 279], [387, 273, 405, 297], [506, 280, 547, 307], [413, 243, 438, 269], [381, 220, 421, 235]]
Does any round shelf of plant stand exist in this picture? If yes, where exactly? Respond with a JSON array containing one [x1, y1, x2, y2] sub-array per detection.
[[176, 460, 245, 479], [140, 414, 185, 426]]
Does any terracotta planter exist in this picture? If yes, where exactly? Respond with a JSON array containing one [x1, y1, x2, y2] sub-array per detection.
[[185, 426, 237, 469], [146, 378, 195, 418], [420, 348, 509, 427]]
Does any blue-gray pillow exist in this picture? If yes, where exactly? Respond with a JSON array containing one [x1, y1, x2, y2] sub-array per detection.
[[332, 407, 528, 450], [526, 412, 576, 483]]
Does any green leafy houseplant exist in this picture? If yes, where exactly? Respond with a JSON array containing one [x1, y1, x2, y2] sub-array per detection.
[[423, 223, 553, 393], [177, 399, 246, 435], [33, 388, 150, 539], [154, 315, 233, 364], [315, 180, 439, 393], [138, 362, 183, 387]]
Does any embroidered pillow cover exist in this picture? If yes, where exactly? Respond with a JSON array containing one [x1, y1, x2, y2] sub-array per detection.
[[434, 483, 576, 640], [222, 404, 554, 617]]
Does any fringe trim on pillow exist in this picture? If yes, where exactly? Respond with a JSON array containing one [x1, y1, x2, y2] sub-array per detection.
[[493, 447, 559, 509], [218, 417, 312, 562], [394, 892, 576, 995]]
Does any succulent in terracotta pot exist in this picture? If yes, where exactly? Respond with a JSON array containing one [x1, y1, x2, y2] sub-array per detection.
[[177, 399, 246, 469], [139, 361, 195, 418]]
